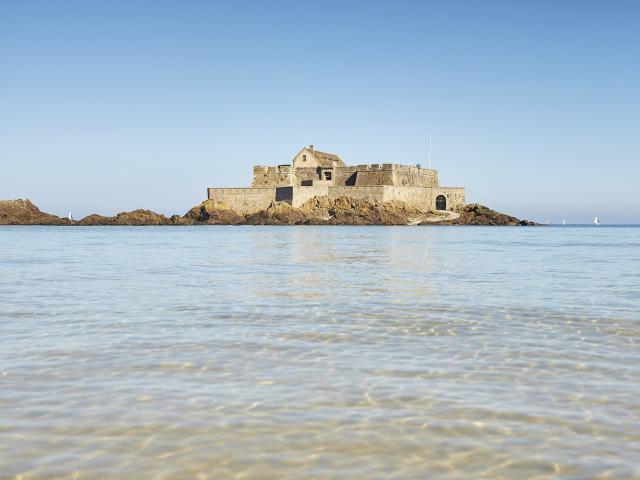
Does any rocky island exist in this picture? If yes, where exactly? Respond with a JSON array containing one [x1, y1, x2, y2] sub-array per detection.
[[0, 145, 537, 226], [0, 198, 535, 226]]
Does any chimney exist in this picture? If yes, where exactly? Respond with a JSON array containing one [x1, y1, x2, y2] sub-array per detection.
[[309, 144, 314, 152]]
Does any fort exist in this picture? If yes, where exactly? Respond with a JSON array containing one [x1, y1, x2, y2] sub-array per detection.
[[207, 145, 465, 214]]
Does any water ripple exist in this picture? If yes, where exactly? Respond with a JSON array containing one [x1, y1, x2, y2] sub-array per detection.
[[0, 225, 639, 479]]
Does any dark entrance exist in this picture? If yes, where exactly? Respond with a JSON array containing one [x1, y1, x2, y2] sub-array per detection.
[[435, 195, 447, 210]]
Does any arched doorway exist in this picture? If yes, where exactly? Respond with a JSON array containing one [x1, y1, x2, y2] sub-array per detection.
[[435, 195, 446, 211]]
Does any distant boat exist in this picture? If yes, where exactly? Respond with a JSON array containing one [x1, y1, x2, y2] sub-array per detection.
[[546, 219, 551, 225], [67, 212, 74, 221], [562, 219, 566, 225], [593, 216, 599, 225]]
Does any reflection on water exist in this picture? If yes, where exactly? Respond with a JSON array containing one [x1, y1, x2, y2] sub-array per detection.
[[0, 226, 639, 479]]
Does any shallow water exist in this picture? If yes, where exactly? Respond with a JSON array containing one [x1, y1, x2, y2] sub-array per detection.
[[1, 225, 639, 479]]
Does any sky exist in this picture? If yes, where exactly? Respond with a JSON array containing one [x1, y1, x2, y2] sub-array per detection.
[[1, 0, 639, 223]]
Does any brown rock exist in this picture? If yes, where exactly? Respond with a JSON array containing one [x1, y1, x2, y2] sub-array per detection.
[[245, 196, 427, 225], [0, 199, 70, 225], [77, 209, 173, 226], [183, 199, 245, 224], [0, 198, 537, 227], [435, 203, 536, 226]]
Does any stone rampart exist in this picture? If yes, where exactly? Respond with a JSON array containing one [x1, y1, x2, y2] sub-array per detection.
[[290, 186, 331, 207], [381, 186, 465, 211], [293, 167, 321, 185], [251, 165, 294, 188], [431, 187, 465, 211], [382, 186, 433, 210], [353, 165, 395, 186], [393, 166, 439, 188], [207, 188, 276, 214], [327, 185, 387, 201], [208, 185, 464, 214], [208, 184, 464, 214], [333, 166, 359, 186], [331, 164, 439, 187]]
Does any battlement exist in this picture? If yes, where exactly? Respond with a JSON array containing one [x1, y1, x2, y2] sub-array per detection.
[[341, 163, 433, 172], [253, 165, 293, 174]]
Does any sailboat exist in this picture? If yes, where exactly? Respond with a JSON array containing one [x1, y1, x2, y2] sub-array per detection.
[[593, 216, 599, 225], [546, 219, 551, 225], [562, 219, 567, 225], [67, 212, 74, 221]]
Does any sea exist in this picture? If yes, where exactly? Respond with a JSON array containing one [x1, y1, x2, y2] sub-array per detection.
[[1, 225, 639, 479]]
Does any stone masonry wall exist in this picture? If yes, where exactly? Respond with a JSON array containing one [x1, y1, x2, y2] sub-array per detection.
[[384, 186, 465, 211], [333, 164, 439, 187], [208, 188, 276, 214], [251, 166, 293, 188], [432, 187, 465, 211], [293, 167, 321, 185], [208, 185, 464, 214], [393, 166, 439, 188], [382, 187, 433, 210], [327, 185, 387, 202], [333, 166, 359, 186], [353, 165, 395, 186], [289, 186, 330, 207], [252, 163, 442, 189]]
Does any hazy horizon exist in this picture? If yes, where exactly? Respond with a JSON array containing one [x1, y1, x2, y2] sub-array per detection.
[[2, 1, 639, 223]]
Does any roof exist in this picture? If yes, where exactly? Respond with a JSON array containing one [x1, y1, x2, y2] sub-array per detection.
[[306, 148, 345, 167]]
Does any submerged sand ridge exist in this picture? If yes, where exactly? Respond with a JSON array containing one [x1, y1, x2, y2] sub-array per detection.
[[0, 198, 536, 226]]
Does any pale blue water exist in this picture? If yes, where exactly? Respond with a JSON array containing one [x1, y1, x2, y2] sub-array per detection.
[[1, 226, 639, 479]]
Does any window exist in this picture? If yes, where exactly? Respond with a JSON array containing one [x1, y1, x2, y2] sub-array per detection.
[[302, 155, 306, 162], [325, 172, 332, 180]]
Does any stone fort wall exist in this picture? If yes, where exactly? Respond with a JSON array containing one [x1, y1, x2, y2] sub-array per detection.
[[251, 166, 293, 188], [208, 185, 465, 214], [346, 165, 438, 188], [250, 164, 440, 188], [207, 188, 277, 214], [382, 186, 465, 211]]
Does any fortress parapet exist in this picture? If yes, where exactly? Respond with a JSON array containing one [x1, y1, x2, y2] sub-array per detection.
[[251, 164, 295, 188]]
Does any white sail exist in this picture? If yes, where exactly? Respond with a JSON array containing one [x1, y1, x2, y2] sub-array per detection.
[[593, 216, 599, 225], [562, 219, 566, 225]]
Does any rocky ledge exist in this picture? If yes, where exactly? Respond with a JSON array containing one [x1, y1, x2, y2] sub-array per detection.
[[0, 198, 537, 226], [0, 199, 72, 225], [434, 204, 537, 226]]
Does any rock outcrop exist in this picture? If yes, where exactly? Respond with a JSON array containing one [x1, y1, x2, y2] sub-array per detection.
[[77, 209, 180, 226], [0, 198, 536, 226], [0, 199, 70, 225], [434, 203, 537, 226], [183, 200, 244, 225], [245, 196, 428, 225]]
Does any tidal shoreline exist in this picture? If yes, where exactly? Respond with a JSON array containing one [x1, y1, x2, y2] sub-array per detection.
[[0, 198, 537, 226]]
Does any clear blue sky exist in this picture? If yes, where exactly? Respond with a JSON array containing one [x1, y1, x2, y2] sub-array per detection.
[[1, 0, 639, 223]]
